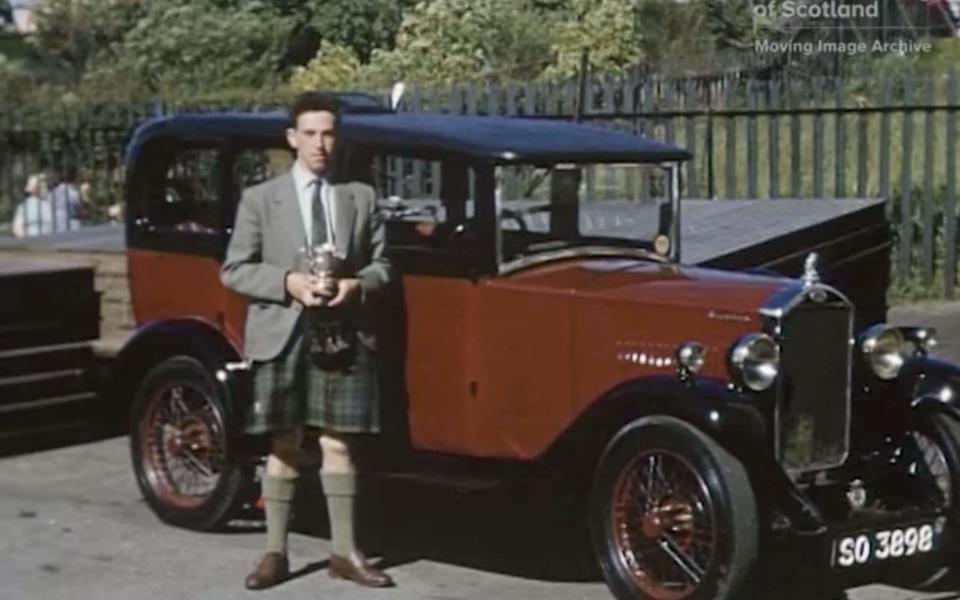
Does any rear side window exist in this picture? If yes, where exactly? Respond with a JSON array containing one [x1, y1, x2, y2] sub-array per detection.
[[136, 145, 221, 234], [233, 147, 293, 191]]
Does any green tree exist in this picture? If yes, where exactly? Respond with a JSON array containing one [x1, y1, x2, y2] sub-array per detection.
[[699, 0, 759, 50], [293, 0, 557, 90], [542, 0, 645, 80], [634, 0, 722, 76], [290, 40, 364, 91], [306, 0, 412, 62], [31, 0, 146, 79], [84, 0, 295, 96]]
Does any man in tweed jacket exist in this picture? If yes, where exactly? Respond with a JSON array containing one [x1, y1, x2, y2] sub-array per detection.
[[221, 92, 395, 589]]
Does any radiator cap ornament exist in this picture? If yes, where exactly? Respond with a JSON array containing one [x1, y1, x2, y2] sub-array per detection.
[[802, 252, 821, 288]]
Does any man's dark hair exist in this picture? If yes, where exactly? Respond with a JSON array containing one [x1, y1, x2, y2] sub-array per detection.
[[288, 91, 343, 129]]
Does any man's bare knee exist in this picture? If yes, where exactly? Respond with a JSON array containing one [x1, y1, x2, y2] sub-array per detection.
[[266, 429, 303, 478], [319, 433, 354, 473]]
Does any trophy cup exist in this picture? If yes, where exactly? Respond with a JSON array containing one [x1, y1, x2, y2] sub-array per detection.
[[301, 243, 355, 369], [303, 242, 344, 304]]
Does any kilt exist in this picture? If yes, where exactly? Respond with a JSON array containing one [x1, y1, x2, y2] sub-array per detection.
[[246, 320, 380, 435]]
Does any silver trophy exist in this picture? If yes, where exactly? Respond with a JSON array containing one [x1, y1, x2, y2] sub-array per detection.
[[303, 242, 344, 304]]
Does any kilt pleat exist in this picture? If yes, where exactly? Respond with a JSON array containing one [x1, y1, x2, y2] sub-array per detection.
[[247, 320, 379, 434]]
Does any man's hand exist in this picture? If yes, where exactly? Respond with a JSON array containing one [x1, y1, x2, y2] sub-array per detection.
[[285, 272, 327, 307], [327, 278, 362, 308]]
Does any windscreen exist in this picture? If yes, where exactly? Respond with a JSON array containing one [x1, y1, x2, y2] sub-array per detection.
[[495, 162, 676, 263]]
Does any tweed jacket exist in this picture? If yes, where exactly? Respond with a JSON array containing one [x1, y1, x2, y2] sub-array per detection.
[[220, 173, 393, 362]]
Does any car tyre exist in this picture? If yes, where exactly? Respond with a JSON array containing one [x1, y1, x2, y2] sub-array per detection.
[[590, 415, 758, 600], [911, 411, 960, 591], [130, 356, 251, 531]]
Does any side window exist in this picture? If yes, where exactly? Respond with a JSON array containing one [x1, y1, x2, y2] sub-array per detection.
[[234, 147, 293, 190], [370, 154, 476, 249], [144, 147, 220, 234], [228, 146, 293, 228]]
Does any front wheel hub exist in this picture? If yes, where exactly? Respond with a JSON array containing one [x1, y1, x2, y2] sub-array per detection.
[[612, 450, 716, 600]]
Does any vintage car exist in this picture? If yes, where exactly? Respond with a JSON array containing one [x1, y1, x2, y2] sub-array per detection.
[[113, 95, 960, 600]]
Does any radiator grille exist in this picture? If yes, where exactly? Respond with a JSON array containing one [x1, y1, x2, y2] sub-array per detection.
[[777, 302, 852, 471]]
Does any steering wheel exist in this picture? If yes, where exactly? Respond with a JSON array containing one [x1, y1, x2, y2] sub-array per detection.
[[501, 207, 529, 232]]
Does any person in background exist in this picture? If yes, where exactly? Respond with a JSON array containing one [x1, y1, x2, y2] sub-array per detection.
[[49, 165, 87, 231], [12, 173, 50, 238]]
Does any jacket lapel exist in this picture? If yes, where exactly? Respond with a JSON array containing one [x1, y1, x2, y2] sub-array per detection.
[[270, 173, 308, 268], [331, 184, 357, 258]]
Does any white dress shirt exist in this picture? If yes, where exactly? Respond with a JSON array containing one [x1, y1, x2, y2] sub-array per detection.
[[290, 160, 335, 246]]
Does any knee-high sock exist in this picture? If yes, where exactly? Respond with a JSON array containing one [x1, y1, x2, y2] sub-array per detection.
[[321, 471, 357, 557], [263, 475, 297, 555]]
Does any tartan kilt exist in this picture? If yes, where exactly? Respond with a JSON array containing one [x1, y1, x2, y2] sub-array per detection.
[[246, 321, 380, 435]]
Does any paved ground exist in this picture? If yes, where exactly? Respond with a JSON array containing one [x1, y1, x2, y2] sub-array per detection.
[[1, 302, 960, 600]]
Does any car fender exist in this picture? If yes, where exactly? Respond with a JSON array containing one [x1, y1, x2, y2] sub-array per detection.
[[544, 374, 768, 481], [900, 357, 960, 417], [601, 375, 767, 460], [108, 318, 251, 429]]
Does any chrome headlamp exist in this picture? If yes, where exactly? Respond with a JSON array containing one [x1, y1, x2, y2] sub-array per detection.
[[728, 333, 780, 391], [859, 324, 906, 380], [676, 341, 706, 375]]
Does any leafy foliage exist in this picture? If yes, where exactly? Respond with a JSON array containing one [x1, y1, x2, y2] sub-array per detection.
[[85, 0, 294, 95], [31, 0, 145, 78], [368, 0, 556, 86], [306, 0, 411, 62], [698, 0, 757, 51], [290, 41, 364, 91], [542, 0, 645, 80]]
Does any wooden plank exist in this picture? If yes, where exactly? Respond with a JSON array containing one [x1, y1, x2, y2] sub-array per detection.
[[664, 81, 675, 144], [466, 84, 478, 115], [485, 81, 497, 115], [947, 71, 958, 299], [747, 83, 758, 199], [603, 76, 616, 116], [834, 83, 846, 198], [790, 81, 802, 198], [922, 75, 935, 285], [447, 85, 460, 114], [900, 75, 915, 275], [504, 82, 516, 116], [879, 78, 892, 201], [857, 109, 868, 198], [813, 79, 825, 198], [769, 81, 780, 199], [685, 80, 699, 199], [725, 83, 736, 199]]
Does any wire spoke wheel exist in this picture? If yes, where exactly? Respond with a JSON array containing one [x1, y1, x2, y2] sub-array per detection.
[[591, 417, 757, 600], [141, 381, 226, 508], [130, 356, 251, 530], [910, 429, 953, 509], [612, 449, 716, 600]]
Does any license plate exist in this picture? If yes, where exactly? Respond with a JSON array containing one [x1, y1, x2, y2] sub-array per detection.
[[833, 523, 938, 568]]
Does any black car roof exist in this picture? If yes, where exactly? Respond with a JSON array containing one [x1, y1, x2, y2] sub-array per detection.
[[125, 110, 691, 166]]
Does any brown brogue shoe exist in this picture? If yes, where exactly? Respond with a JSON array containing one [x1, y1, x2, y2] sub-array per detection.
[[244, 552, 289, 590], [328, 553, 394, 588]]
